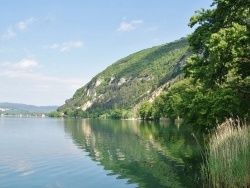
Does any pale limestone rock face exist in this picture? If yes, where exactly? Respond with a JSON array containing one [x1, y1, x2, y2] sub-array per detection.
[[87, 89, 96, 97], [95, 77, 104, 87], [109, 76, 115, 85], [81, 101, 93, 111], [118, 77, 126, 86], [86, 77, 104, 97], [84, 77, 105, 110]]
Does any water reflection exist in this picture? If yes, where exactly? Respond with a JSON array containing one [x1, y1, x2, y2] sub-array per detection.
[[64, 119, 202, 188]]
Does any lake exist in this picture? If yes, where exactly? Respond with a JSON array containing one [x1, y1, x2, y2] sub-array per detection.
[[0, 117, 202, 188]]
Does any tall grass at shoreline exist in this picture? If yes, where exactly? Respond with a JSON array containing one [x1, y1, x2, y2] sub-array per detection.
[[201, 118, 250, 187]]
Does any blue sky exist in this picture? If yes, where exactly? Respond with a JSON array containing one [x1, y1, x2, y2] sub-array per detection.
[[0, 0, 212, 106]]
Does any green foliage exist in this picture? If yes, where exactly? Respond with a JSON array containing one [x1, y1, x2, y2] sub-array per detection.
[[63, 108, 73, 117], [151, 97, 164, 120], [48, 111, 62, 117], [150, 77, 246, 131], [159, 79, 198, 120], [186, 0, 250, 92], [109, 109, 122, 119], [185, 0, 250, 129], [138, 102, 153, 120], [72, 109, 89, 118], [185, 87, 243, 132], [61, 107, 131, 120]]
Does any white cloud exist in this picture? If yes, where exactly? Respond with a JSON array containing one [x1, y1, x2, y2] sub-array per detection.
[[2, 26, 16, 39], [0, 58, 85, 105], [2, 17, 34, 40], [0, 66, 83, 90], [44, 41, 83, 52], [0, 58, 83, 102], [0, 59, 81, 86], [117, 19, 143, 32], [61, 41, 83, 52], [13, 59, 38, 69], [2, 59, 38, 70], [16, 17, 34, 31]]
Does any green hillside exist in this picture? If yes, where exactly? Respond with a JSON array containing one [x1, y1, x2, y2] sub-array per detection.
[[58, 38, 189, 116]]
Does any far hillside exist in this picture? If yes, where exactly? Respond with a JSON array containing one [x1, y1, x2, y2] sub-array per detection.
[[0, 102, 58, 114]]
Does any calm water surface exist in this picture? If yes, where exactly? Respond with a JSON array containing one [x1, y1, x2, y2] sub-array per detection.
[[0, 118, 202, 188]]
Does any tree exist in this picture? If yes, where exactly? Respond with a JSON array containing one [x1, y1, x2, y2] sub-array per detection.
[[186, 0, 250, 93], [184, 0, 250, 129], [48, 111, 62, 117], [110, 108, 123, 119], [138, 102, 153, 120], [151, 96, 165, 120], [63, 108, 73, 117], [152, 78, 202, 123], [72, 109, 89, 118]]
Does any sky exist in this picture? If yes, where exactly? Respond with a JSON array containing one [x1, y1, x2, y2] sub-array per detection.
[[0, 0, 213, 106]]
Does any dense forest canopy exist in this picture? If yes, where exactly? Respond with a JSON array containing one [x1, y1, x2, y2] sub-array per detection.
[[187, 0, 250, 91], [186, 0, 250, 130]]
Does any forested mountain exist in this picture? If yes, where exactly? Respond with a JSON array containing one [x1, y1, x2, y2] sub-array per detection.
[[58, 38, 190, 116]]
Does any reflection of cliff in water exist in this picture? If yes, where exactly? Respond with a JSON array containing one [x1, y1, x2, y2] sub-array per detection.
[[64, 119, 202, 188]]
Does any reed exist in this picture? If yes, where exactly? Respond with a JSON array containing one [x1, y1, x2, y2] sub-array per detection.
[[201, 118, 250, 187]]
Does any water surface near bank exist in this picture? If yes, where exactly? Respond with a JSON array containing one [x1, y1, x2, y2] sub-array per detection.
[[0, 118, 202, 187]]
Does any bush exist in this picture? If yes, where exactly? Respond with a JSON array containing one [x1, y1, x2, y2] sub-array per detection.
[[48, 111, 62, 117]]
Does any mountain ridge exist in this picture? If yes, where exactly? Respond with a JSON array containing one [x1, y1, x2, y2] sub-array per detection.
[[58, 38, 190, 117], [0, 102, 58, 114]]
